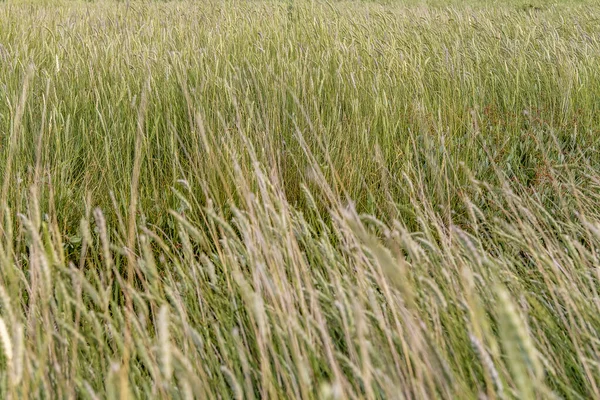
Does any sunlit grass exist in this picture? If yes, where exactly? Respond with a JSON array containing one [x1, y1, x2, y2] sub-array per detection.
[[0, 0, 600, 398]]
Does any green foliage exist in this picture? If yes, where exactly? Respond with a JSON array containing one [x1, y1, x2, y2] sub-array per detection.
[[0, 0, 599, 398]]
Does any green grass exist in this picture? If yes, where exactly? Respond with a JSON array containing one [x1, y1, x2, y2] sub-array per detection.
[[1, 0, 600, 398]]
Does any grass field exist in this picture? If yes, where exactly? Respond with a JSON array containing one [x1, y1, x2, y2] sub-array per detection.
[[1, 0, 600, 398]]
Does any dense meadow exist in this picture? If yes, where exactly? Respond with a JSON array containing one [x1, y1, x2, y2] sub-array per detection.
[[1, 0, 600, 398]]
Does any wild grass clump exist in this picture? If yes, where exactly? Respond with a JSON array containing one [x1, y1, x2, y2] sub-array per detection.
[[0, 0, 600, 398]]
